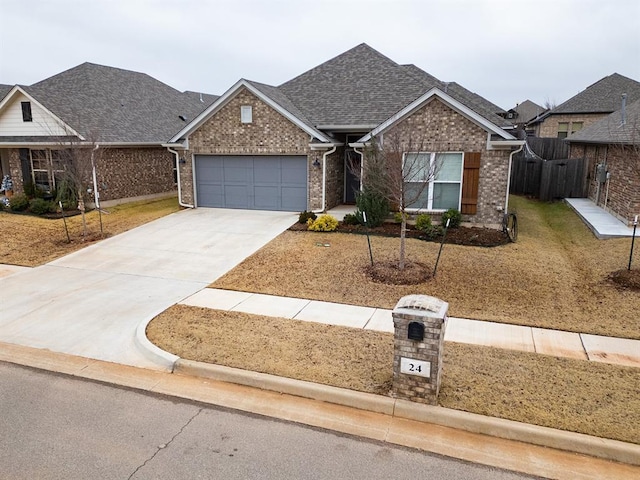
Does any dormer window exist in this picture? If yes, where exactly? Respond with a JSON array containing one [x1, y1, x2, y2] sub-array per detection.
[[21, 102, 32, 122], [241, 105, 253, 123]]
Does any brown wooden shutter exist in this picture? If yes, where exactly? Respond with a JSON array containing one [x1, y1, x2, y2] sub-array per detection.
[[461, 152, 481, 215]]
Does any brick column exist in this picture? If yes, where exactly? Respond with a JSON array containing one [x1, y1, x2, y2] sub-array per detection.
[[392, 294, 448, 405]]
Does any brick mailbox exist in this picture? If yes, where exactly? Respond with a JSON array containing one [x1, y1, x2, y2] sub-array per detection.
[[392, 294, 448, 405]]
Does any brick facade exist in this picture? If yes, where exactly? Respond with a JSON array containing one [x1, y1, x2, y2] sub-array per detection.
[[536, 113, 607, 138], [375, 98, 512, 227], [4, 146, 176, 202], [178, 88, 331, 210], [570, 143, 640, 224]]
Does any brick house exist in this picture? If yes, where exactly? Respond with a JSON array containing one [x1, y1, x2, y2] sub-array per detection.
[[170, 44, 523, 228], [0, 63, 216, 206], [527, 73, 640, 139], [566, 99, 640, 225]]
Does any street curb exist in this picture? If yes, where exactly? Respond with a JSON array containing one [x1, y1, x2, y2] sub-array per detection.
[[174, 357, 640, 466], [134, 317, 179, 371]]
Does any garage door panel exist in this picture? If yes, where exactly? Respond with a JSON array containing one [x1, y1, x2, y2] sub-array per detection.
[[195, 155, 307, 211]]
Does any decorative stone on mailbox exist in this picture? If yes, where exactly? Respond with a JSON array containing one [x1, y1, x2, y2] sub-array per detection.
[[392, 294, 448, 405]]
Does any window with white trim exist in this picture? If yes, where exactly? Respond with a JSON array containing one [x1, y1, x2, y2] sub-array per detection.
[[240, 105, 253, 123], [30, 149, 66, 193], [404, 152, 464, 211]]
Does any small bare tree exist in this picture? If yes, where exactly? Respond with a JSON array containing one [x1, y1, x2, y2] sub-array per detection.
[[54, 133, 104, 238], [354, 131, 440, 270]]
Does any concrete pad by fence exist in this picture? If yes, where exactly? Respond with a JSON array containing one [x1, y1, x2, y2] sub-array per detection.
[[532, 328, 587, 360], [581, 334, 640, 368], [445, 317, 536, 352]]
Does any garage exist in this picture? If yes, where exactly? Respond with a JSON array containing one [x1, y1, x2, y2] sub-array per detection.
[[194, 155, 307, 211]]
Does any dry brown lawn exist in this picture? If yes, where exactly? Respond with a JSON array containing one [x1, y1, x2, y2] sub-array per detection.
[[148, 305, 640, 444], [0, 196, 181, 266], [213, 196, 640, 339]]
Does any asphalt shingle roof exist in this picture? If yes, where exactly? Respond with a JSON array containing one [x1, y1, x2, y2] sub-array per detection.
[[0, 84, 12, 102], [23, 63, 215, 143], [511, 100, 546, 124], [566, 98, 640, 144], [278, 43, 509, 129], [552, 73, 640, 115]]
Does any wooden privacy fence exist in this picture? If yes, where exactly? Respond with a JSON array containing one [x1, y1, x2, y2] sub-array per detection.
[[510, 156, 588, 201]]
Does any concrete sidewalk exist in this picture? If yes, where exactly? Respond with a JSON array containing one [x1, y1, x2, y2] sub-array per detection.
[[181, 288, 640, 368], [566, 198, 639, 239]]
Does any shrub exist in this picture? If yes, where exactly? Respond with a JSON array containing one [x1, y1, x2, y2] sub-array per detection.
[[342, 213, 360, 225], [29, 198, 54, 215], [298, 210, 317, 224], [23, 182, 36, 198], [9, 194, 29, 212], [307, 214, 339, 232], [393, 212, 408, 224], [415, 213, 432, 232], [55, 177, 78, 210], [355, 189, 389, 227], [441, 208, 462, 228]]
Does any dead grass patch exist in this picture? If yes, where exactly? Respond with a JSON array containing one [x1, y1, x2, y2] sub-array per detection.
[[148, 305, 640, 444], [213, 197, 640, 339], [0, 196, 180, 266]]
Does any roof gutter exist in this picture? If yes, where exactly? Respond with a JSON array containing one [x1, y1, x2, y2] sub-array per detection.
[[488, 139, 526, 150]]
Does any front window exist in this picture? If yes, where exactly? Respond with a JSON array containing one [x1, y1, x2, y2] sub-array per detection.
[[404, 152, 463, 210], [30, 149, 67, 193]]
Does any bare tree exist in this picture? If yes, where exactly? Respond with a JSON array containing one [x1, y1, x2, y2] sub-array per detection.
[[354, 131, 440, 269]]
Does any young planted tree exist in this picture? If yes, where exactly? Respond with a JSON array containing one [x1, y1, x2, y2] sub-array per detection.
[[356, 132, 440, 270]]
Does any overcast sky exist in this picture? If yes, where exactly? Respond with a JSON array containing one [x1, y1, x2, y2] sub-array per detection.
[[1, 0, 639, 110]]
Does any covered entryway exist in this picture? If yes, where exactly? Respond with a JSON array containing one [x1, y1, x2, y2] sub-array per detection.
[[195, 155, 307, 211]]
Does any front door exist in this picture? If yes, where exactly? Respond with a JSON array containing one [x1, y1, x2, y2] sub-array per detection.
[[344, 149, 361, 204]]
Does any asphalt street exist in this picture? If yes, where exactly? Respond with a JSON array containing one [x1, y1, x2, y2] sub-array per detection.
[[0, 362, 539, 480]]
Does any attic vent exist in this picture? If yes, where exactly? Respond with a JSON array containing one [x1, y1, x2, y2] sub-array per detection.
[[241, 105, 253, 124], [21, 102, 32, 122], [179, 115, 187, 122]]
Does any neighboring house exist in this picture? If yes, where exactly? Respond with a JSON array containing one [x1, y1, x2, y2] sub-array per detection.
[[0, 63, 216, 205], [500, 100, 547, 135], [169, 44, 522, 228], [566, 98, 640, 225], [528, 73, 640, 138]]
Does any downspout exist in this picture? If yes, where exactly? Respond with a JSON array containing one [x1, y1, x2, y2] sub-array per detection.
[[167, 147, 194, 208], [91, 144, 100, 209], [312, 145, 337, 213], [353, 146, 364, 192], [505, 143, 524, 213]]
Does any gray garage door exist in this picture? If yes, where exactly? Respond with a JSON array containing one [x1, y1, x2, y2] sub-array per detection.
[[194, 155, 307, 211]]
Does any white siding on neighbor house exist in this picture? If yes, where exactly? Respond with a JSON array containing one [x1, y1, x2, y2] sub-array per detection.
[[0, 93, 69, 137]]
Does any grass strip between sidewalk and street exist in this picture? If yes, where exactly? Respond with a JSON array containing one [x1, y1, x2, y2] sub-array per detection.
[[147, 305, 640, 445]]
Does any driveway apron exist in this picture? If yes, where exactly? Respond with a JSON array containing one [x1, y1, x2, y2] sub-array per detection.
[[0, 208, 296, 370]]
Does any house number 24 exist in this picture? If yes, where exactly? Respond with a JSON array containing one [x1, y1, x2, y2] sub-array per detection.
[[400, 357, 431, 378]]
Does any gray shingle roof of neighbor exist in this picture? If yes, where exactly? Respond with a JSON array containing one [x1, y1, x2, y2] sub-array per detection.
[[22, 62, 214, 143], [510, 99, 547, 124], [566, 98, 640, 144], [551, 73, 640, 115], [278, 43, 509, 130]]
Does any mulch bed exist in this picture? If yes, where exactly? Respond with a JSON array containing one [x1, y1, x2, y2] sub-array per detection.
[[609, 269, 640, 291], [289, 220, 509, 247]]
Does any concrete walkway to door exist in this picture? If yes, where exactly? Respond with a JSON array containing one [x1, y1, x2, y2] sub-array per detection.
[[0, 208, 297, 370]]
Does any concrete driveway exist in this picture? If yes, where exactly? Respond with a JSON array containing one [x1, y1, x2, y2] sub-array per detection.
[[0, 208, 296, 370]]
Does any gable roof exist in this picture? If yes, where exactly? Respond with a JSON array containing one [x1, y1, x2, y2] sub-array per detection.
[[16, 62, 215, 144], [359, 87, 516, 142], [278, 44, 510, 130], [551, 73, 640, 115], [566, 98, 640, 144], [509, 100, 546, 124], [169, 79, 332, 144]]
